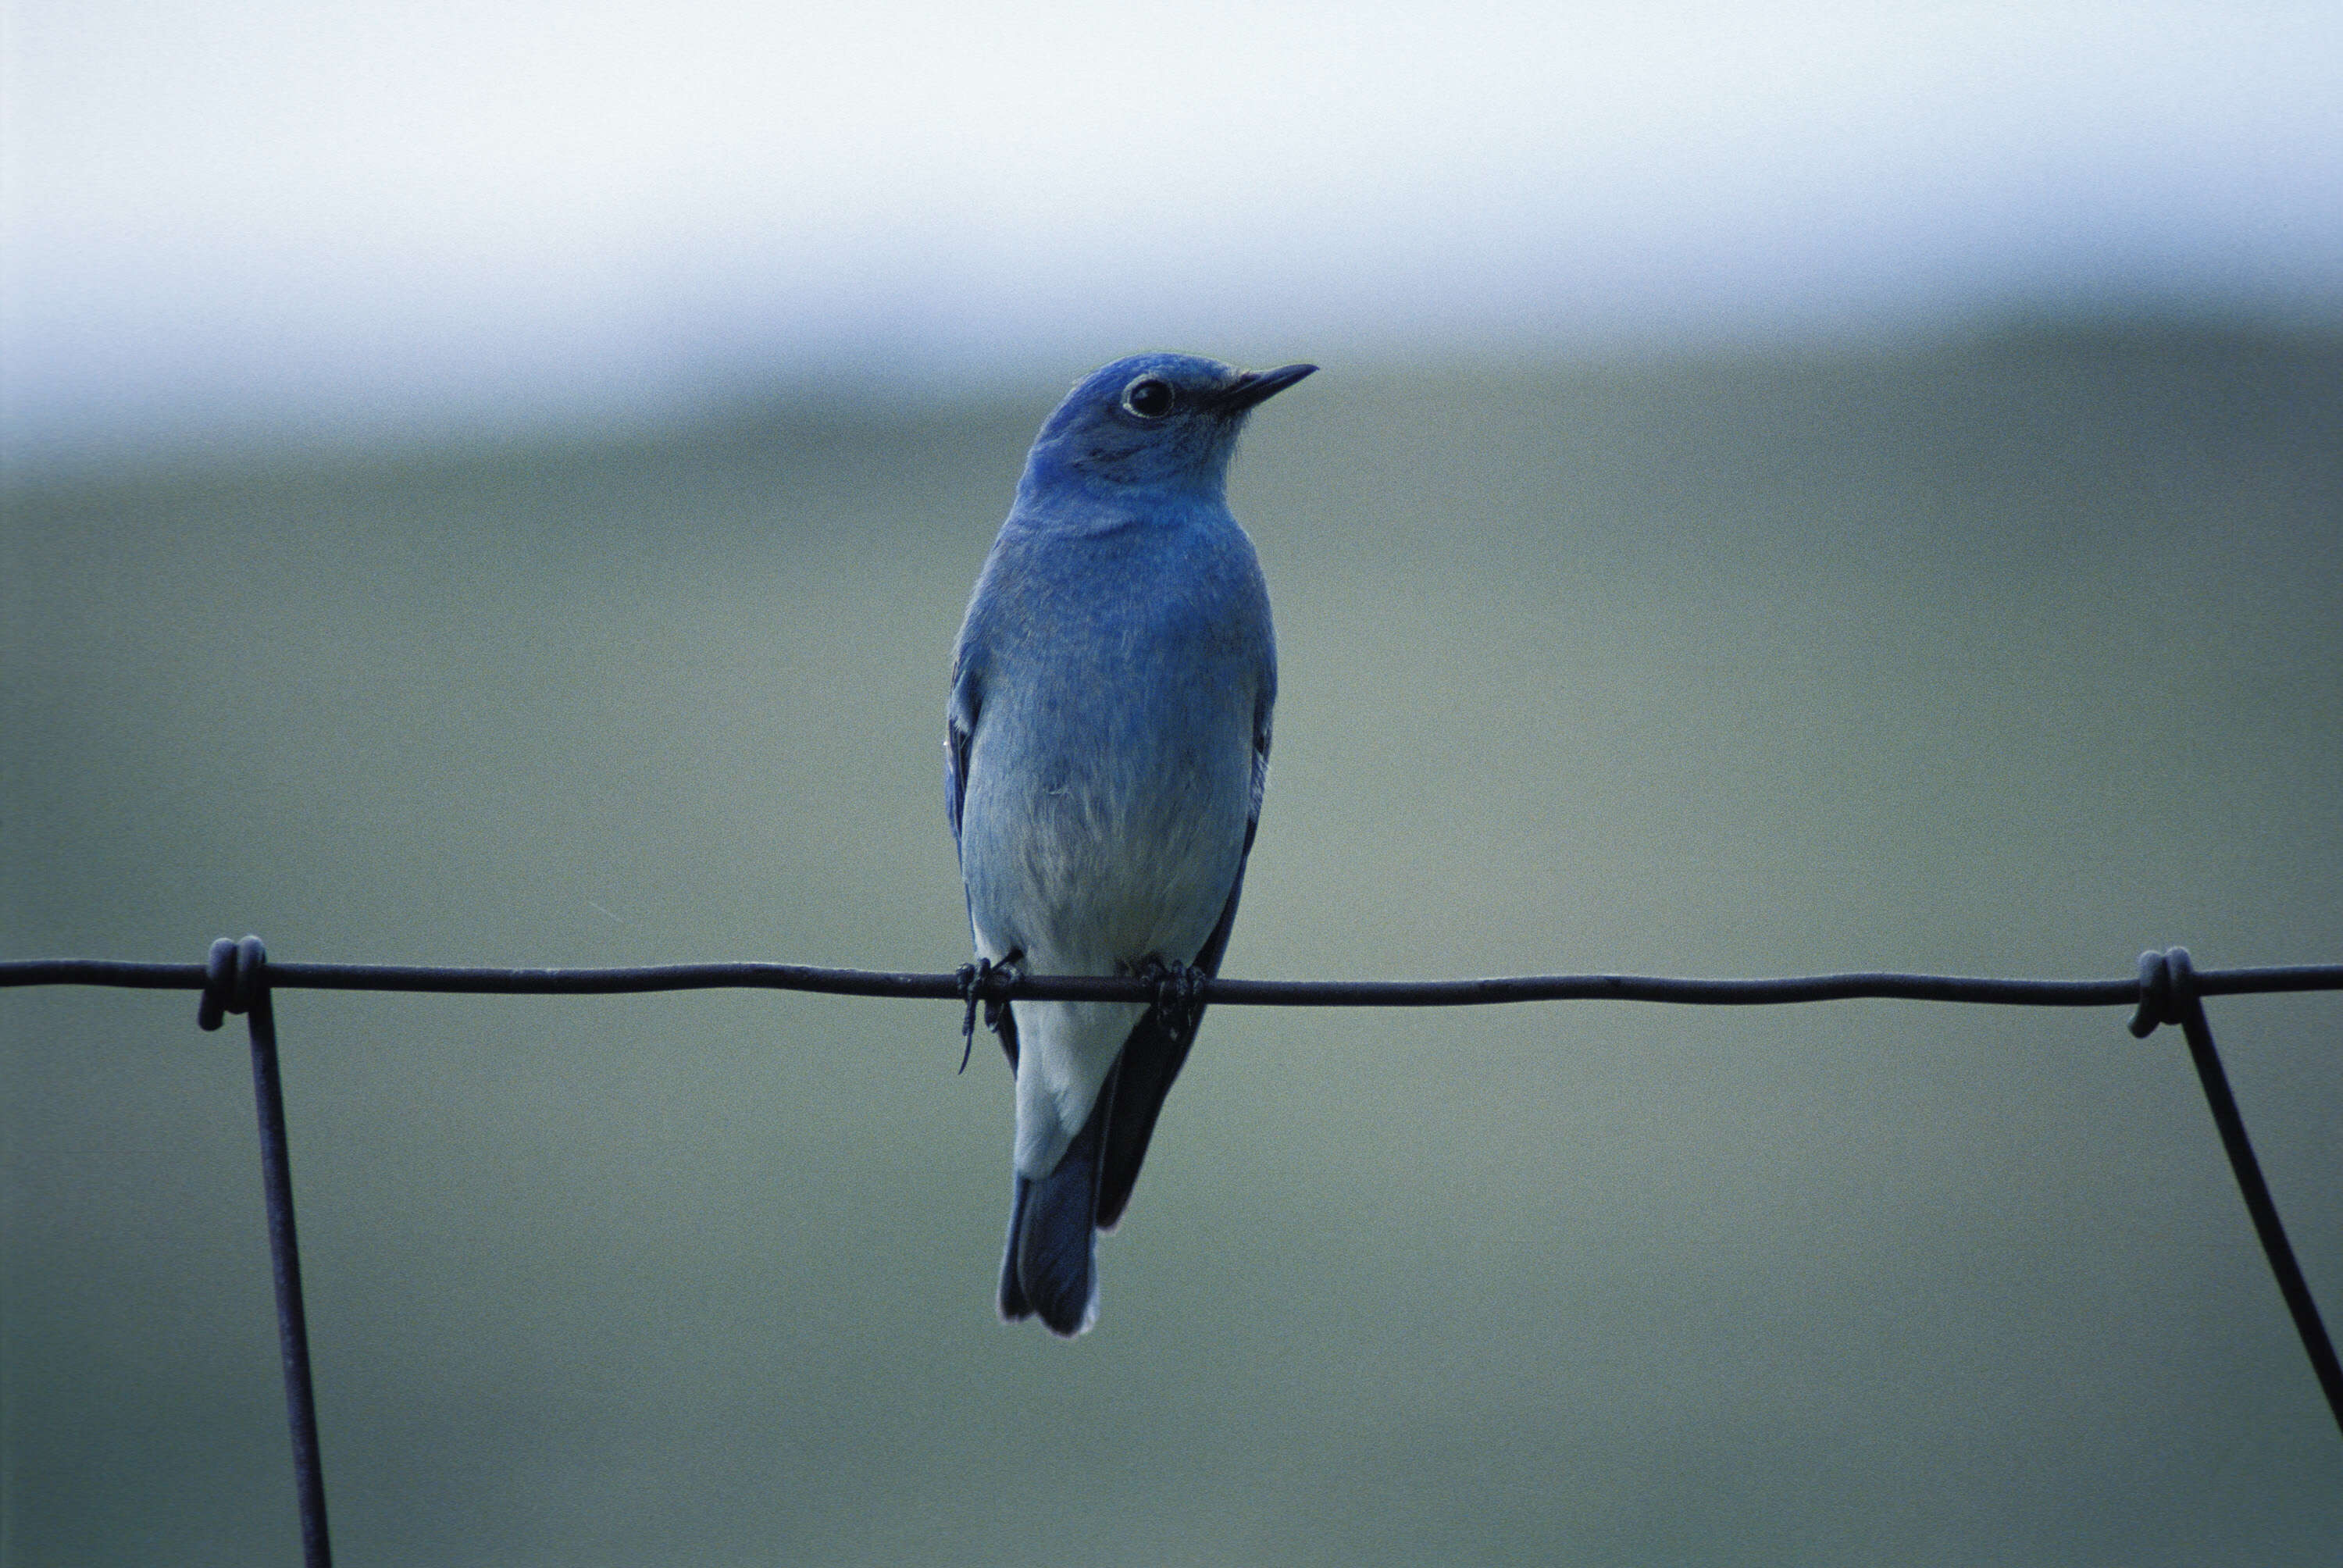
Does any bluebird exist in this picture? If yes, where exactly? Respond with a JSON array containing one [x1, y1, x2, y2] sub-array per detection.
[[946, 351, 1314, 1336]]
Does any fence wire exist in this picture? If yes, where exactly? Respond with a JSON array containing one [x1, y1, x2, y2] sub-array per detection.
[[5, 941, 2340, 1567], [13, 951, 2341, 1007]]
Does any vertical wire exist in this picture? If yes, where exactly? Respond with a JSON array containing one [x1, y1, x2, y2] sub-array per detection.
[[246, 988, 335, 1567], [2177, 996, 2343, 1437]]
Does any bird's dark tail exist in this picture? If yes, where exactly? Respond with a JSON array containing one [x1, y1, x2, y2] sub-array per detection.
[[999, 1063, 1118, 1337]]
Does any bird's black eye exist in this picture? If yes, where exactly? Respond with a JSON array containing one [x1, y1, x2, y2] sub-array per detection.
[[1122, 377, 1175, 419]]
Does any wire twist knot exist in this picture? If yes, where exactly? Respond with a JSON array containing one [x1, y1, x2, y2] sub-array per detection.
[[198, 935, 270, 1031], [2128, 946, 2195, 1039]]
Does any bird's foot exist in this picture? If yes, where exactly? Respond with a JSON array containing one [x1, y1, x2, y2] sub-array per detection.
[[954, 957, 1022, 1072], [1136, 957, 1207, 1045]]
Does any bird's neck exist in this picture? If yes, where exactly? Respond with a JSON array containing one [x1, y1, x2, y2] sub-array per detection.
[[1013, 456, 1229, 529]]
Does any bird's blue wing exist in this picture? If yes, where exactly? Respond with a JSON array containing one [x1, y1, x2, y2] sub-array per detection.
[[947, 651, 1019, 1071], [944, 657, 978, 853], [944, 719, 971, 850]]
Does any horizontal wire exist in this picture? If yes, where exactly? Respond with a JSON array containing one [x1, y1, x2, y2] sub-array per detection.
[[4, 957, 2341, 1008]]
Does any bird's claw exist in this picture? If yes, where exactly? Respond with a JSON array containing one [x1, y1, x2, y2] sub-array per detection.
[[955, 963, 983, 1071], [955, 958, 1021, 1072], [1139, 957, 1207, 1044]]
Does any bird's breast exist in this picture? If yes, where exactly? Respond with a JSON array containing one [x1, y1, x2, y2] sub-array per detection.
[[954, 511, 1272, 972], [962, 686, 1253, 971]]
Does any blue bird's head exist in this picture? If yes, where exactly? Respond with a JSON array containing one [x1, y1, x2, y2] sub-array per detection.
[[1018, 351, 1317, 504]]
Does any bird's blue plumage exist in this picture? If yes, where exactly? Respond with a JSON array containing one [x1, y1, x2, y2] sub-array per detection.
[[947, 351, 1312, 1336]]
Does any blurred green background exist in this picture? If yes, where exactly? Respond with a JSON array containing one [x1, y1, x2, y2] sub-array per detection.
[[4, 323, 2339, 1563]]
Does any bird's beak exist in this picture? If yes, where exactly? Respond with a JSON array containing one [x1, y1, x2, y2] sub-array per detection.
[[1212, 362, 1318, 412]]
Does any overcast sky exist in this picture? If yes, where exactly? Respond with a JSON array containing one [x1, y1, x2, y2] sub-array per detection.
[[3, 1, 2338, 459]]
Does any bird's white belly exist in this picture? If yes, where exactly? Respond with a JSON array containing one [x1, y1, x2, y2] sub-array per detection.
[[963, 745, 1248, 1176], [997, 793, 1232, 969]]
